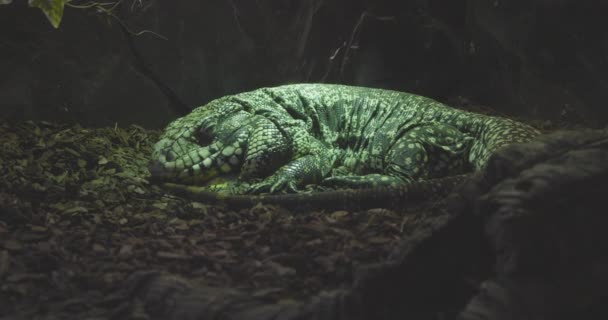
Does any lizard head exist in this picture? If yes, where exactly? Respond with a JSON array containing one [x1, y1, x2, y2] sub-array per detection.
[[150, 102, 252, 185]]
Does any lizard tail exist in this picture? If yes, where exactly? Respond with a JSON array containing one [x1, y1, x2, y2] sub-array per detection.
[[162, 174, 470, 211]]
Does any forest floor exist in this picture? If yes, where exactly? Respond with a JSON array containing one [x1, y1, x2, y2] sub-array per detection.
[[0, 121, 452, 318]]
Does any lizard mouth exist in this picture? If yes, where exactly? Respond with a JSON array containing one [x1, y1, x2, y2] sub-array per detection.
[[150, 141, 245, 185]]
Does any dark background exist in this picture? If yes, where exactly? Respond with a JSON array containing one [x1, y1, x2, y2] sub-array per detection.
[[1, 0, 607, 128]]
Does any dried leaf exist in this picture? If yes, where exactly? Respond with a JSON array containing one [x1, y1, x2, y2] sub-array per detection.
[[64, 206, 88, 215], [168, 218, 189, 230], [63, 147, 80, 157], [3, 240, 23, 251], [157, 251, 190, 260], [367, 236, 393, 244], [118, 244, 133, 258]]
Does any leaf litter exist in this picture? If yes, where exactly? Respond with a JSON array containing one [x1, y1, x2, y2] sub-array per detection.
[[0, 120, 443, 318]]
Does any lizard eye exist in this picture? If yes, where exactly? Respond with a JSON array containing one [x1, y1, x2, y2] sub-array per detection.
[[197, 127, 214, 146]]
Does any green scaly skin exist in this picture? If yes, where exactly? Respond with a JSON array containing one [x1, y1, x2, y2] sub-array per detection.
[[150, 84, 539, 209]]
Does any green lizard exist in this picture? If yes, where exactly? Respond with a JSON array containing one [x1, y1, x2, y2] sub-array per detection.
[[150, 84, 539, 209]]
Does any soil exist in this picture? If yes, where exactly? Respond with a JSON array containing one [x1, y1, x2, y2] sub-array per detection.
[[0, 121, 447, 318]]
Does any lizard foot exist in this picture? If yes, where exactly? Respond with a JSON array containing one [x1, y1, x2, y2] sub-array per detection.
[[246, 176, 300, 194]]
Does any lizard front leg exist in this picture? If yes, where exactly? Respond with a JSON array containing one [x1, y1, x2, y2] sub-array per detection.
[[247, 152, 338, 193], [244, 126, 338, 193]]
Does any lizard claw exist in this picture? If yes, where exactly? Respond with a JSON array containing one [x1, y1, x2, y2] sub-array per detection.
[[246, 182, 270, 194], [269, 180, 299, 193], [247, 177, 300, 194]]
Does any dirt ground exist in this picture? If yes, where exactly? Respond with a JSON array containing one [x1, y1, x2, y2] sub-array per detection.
[[0, 121, 451, 318]]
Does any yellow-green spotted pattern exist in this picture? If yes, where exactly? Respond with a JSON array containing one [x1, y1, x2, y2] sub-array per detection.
[[152, 84, 539, 196]]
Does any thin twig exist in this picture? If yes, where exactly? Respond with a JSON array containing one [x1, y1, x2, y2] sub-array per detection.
[[320, 44, 345, 82], [338, 12, 395, 79], [66, 1, 117, 9], [227, 0, 248, 39], [66, 0, 167, 40]]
